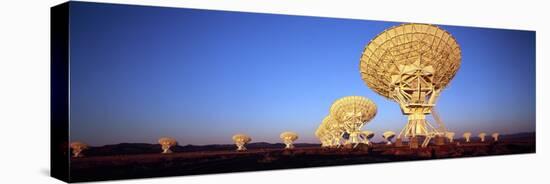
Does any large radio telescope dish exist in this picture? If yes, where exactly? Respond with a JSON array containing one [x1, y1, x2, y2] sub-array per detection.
[[360, 23, 461, 98], [359, 23, 461, 148], [329, 96, 377, 146], [329, 96, 377, 125]]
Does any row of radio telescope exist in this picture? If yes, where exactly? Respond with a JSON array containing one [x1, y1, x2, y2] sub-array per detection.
[[315, 121, 500, 148], [313, 95, 500, 148], [69, 131, 500, 157], [68, 131, 299, 157]]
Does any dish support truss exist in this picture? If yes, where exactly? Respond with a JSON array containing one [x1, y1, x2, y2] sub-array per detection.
[[391, 60, 447, 148]]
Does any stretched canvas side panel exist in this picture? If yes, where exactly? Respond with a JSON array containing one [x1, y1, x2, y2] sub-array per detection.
[[51, 2, 70, 183]]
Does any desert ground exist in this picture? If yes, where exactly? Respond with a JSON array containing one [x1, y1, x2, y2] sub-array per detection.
[[69, 132, 535, 182]]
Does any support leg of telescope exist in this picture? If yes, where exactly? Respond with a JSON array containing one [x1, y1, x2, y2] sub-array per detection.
[[422, 136, 431, 148]]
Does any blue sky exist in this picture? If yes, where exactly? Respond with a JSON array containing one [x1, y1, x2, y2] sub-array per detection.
[[68, 2, 535, 146]]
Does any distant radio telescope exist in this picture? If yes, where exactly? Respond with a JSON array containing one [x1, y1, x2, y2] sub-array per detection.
[[315, 117, 330, 147], [360, 23, 461, 148], [463, 132, 472, 142], [158, 137, 177, 154], [445, 131, 455, 143], [329, 96, 377, 148], [478, 132, 487, 142], [280, 131, 299, 149], [232, 134, 252, 151], [360, 130, 375, 145], [314, 125, 328, 147], [316, 115, 345, 148], [492, 132, 500, 142], [382, 131, 396, 145], [70, 141, 88, 158]]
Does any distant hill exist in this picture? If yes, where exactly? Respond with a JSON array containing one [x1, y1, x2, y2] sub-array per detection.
[[500, 132, 535, 140]]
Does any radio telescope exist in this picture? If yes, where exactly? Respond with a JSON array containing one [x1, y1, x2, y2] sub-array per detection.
[[315, 117, 331, 147], [314, 128, 326, 147], [478, 132, 487, 142], [316, 115, 345, 147], [280, 131, 299, 149], [360, 130, 375, 145], [315, 125, 331, 147], [70, 141, 88, 158], [232, 134, 252, 151], [492, 132, 500, 142], [463, 132, 472, 142], [382, 131, 396, 145], [158, 137, 177, 154], [329, 96, 377, 148], [445, 131, 455, 143], [360, 23, 461, 148]]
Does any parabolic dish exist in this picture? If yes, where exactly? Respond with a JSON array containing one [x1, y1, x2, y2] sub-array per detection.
[[329, 96, 377, 123], [383, 131, 396, 139], [321, 115, 338, 129], [280, 131, 298, 140], [232, 134, 251, 142], [360, 23, 461, 99]]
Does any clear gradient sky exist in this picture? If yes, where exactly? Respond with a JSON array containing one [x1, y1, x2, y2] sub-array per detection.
[[68, 2, 535, 146]]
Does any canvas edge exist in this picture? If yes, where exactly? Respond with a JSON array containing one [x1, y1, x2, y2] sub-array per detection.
[[51, 1, 71, 183]]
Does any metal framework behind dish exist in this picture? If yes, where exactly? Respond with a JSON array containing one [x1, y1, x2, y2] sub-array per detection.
[[360, 23, 461, 148]]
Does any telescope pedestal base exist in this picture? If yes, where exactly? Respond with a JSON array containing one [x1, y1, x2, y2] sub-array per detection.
[[409, 137, 419, 149], [434, 136, 445, 146], [395, 138, 403, 147]]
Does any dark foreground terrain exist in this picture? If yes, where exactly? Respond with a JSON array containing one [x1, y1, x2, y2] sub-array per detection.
[[69, 132, 535, 182]]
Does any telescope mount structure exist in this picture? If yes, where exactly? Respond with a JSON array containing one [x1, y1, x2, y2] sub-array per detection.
[[360, 23, 461, 148]]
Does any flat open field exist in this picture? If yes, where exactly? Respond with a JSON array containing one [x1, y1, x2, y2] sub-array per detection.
[[69, 133, 534, 182]]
